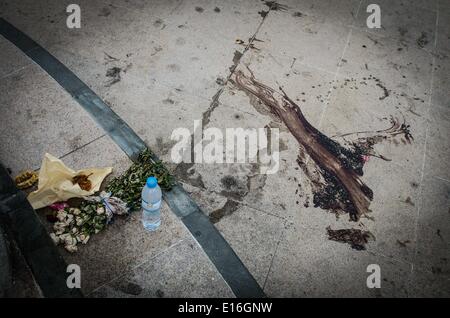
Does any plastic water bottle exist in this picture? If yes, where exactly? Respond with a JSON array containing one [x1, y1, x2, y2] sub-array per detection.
[[141, 176, 162, 231]]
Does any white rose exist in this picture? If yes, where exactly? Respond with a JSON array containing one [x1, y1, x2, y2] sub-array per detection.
[[76, 216, 83, 226], [50, 233, 60, 245], [96, 207, 105, 215], [65, 244, 78, 253], [69, 208, 81, 215], [56, 211, 67, 222], [54, 221, 67, 232], [62, 234, 76, 246]]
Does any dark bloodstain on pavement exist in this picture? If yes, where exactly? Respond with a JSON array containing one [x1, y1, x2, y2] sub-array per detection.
[[258, 10, 268, 18], [229, 50, 243, 73], [231, 70, 413, 221], [209, 199, 240, 223], [417, 31, 429, 48], [105, 67, 121, 87], [262, 1, 289, 11], [231, 69, 413, 247], [327, 227, 375, 250]]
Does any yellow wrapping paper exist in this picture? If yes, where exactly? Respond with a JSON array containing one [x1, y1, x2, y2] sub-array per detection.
[[27, 153, 112, 209]]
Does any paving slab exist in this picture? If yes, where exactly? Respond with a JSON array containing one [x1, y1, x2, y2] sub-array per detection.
[[271, 0, 360, 28], [436, 10, 450, 54], [0, 61, 104, 175], [359, 159, 420, 263], [353, 0, 437, 52], [1, 0, 267, 100], [264, 221, 412, 297], [135, 0, 268, 99], [255, 7, 352, 74], [432, 52, 450, 109], [338, 27, 433, 106], [440, 0, 450, 14], [407, 267, 450, 297], [59, 201, 189, 295], [214, 201, 285, 287], [0, 35, 31, 78], [89, 237, 234, 298], [414, 176, 450, 277], [423, 104, 450, 180]]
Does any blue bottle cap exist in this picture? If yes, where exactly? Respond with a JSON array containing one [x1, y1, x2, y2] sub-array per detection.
[[146, 176, 158, 188]]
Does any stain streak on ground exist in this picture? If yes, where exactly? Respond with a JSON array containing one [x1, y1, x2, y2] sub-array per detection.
[[232, 70, 374, 221], [417, 31, 429, 48], [263, 1, 289, 11], [376, 82, 390, 100], [105, 67, 121, 87], [232, 70, 413, 222], [210, 199, 240, 223]]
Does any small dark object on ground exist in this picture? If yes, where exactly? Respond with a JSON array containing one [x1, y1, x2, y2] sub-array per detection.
[[396, 239, 411, 247], [263, 1, 288, 11], [417, 31, 429, 48], [105, 67, 121, 86], [326, 226, 374, 250], [258, 10, 268, 17]]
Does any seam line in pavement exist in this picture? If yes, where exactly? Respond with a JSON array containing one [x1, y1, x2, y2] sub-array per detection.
[[411, 1, 440, 275], [86, 238, 188, 297], [0, 17, 265, 298]]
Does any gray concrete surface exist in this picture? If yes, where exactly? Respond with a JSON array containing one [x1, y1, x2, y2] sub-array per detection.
[[0, 0, 449, 297]]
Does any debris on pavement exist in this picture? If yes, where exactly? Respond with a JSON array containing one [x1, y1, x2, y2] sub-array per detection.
[[235, 38, 261, 51], [14, 170, 38, 189], [396, 239, 411, 247], [326, 226, 375, 250], [105, 66, 122, 87], [27, 153, 112, 209], [417, 31, 429, 48], [263, 1, 289, 12]]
